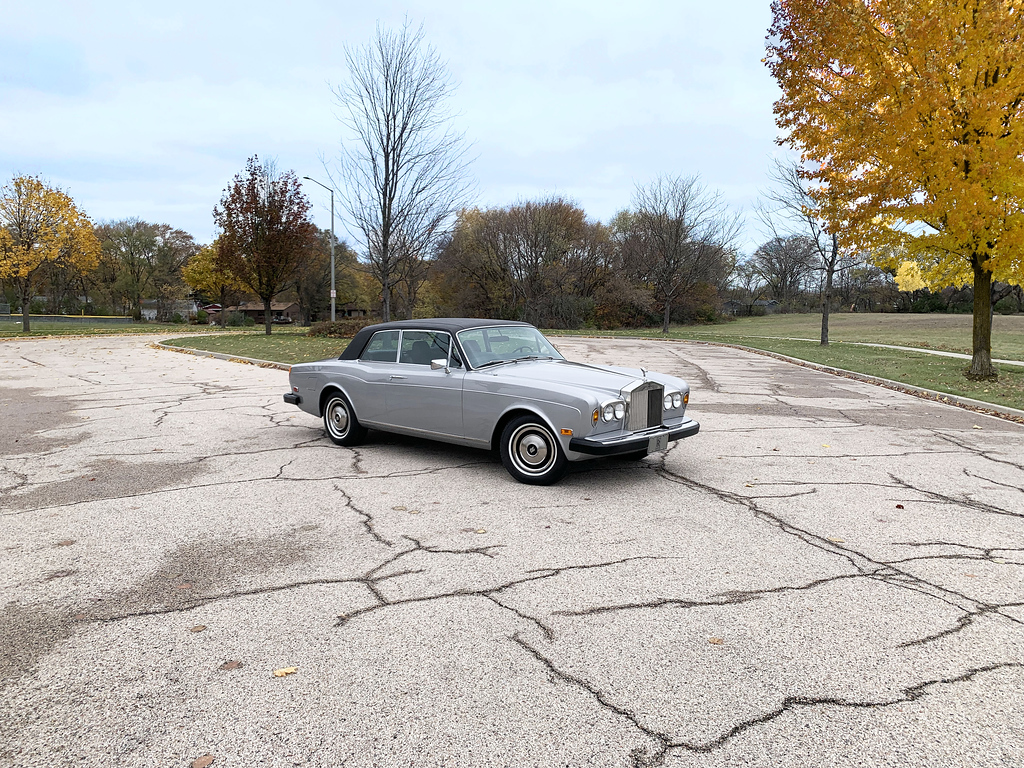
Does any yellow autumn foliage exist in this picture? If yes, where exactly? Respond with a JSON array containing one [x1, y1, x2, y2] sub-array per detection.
[[182, 242, 246, 296], [767, 0, 1024, 285], [894, 261, 927, 292], [0, 176, 100, 328], [0, 176, 99, 280]]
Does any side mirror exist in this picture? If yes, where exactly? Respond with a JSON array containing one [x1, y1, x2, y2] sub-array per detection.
[[430, 359, 449, 373]]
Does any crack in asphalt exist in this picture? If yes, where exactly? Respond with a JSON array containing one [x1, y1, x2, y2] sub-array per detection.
[[510, 632, 1024, 764], [648, 460, 1023, 648], [553, 572, 871, 617], [889, 473, 1024, 520], [6, 336, 1024, 767]]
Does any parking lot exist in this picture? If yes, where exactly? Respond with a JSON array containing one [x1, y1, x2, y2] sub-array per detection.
[[2, 334, 1022, 767]]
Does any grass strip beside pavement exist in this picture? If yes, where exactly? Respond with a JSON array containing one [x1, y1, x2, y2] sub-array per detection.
[[546, 313, 1024, 360], [549, 331, 1024, 412], [161, 331, 351, 365], [0, 322, 229, 338]]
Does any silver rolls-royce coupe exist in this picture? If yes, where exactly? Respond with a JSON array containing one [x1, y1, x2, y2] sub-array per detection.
[[283, 318, 699, 484]]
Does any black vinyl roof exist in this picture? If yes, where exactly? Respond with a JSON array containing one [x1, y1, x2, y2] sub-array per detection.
[[339, 318, 534, 359]]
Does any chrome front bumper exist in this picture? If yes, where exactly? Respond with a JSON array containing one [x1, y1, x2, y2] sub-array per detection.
[[568, 418, 700, 456]]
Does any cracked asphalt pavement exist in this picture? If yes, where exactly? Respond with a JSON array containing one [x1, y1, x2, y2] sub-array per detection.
[[1, 334, 1023, 768]]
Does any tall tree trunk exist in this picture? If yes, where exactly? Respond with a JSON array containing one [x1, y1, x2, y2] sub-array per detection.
[[967, 255, 996, 380], [219, 285, 227, 328], [662, 298, 671, 334], [381, 277, 391, 322], [21, 283, 31, 333], [263, 296, 273, 335], [820, 232, 837, 346]]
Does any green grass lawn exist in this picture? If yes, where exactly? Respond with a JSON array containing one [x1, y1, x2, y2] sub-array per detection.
[[162, 329, 350, 364], [687, 335, 1024, 411], [0, 320, 229, 338], [550, 313, 1024, 361], [162, 313, 1024, 412]]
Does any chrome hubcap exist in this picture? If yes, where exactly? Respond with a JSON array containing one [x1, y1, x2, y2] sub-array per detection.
[[328, 401, 349, 435], [509, 424, 555, 476]]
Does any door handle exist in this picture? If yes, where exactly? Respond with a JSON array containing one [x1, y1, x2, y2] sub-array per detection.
[[389, 375, 406, 380]]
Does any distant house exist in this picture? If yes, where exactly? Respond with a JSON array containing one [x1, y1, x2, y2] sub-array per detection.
[[220, 301, 301, 324], [338, 303, 372, 318], [722, 300, 744, 316], [753, 299, 781, 315], [141, 299, 199, 321]]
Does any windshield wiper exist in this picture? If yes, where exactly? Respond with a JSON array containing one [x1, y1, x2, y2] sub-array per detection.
[[475, 355, 555, 369], [476, 359, 514, 369]]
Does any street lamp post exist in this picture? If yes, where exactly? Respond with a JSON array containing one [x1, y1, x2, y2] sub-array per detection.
[[301, 176, 336, 322]]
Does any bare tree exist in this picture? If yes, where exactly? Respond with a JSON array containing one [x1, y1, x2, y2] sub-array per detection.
[[749, 235, 817, 304], [628, 176, 740, 333], [757, 157, 858, 345], [332, 20, 473, 322]]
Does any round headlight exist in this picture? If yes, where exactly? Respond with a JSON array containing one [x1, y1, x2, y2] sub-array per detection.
[[602, 404, 616, 422], [673, 393, 683, 408], [614, 402, 625, 420], [663, 394, 673, 410]]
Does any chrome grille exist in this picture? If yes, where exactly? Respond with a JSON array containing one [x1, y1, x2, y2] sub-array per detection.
[[628, 383, 663, 431]]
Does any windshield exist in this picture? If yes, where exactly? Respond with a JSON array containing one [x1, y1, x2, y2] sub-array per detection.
[[456, 326, 564, 369]]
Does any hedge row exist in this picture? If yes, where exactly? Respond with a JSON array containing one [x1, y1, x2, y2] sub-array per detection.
[[306, 318, 378, 338]]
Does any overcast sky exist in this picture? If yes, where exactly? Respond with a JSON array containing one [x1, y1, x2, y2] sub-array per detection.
[[2, 1, 789, 255]]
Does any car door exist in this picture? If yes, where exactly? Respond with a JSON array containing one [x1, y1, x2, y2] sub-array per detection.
[[384, 330, 465, 438], [352, 329, 400, 425]]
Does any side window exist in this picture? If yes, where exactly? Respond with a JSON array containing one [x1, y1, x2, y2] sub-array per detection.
[[457, 329, 486, 367], [400, 331, 451, 366], [359, 330, 400, 362]]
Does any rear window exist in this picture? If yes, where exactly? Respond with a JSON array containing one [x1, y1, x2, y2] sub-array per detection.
[[360, 330, 400, 362], [399, 331, 451, 365]]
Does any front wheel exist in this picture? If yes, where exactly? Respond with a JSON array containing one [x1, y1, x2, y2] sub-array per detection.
[[322, 392, 367, 446], [499, 415, 568, 485]]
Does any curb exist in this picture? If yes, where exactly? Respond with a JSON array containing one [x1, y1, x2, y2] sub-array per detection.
[[555, 334, 1024, 426], [151, 342, 291, 371]]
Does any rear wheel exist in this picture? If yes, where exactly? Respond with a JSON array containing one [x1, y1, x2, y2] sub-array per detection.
[[322, 392, 367, 446], [500, 415, 568, 485]]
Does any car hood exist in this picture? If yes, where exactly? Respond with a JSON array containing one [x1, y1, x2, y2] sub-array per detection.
[[474, 359, 656, 396]]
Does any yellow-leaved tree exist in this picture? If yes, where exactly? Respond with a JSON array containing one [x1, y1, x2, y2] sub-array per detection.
[[767, 0, 1024, 379], [0, 176, 101, 332], [182, 240, 247, 327]]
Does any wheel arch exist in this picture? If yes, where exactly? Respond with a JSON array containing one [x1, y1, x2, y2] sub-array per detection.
[[318, 384, 351, 419], [489, 407, 557, 451]]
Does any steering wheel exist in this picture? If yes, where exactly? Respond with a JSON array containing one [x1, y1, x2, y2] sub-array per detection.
[[511, 345, 534, 355]]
